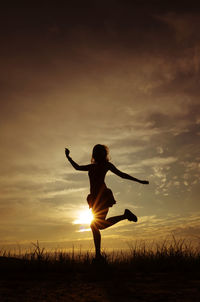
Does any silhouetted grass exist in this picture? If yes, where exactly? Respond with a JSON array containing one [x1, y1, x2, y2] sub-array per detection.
[[1, 239, 200, 302], [0, 237, 200, 275]]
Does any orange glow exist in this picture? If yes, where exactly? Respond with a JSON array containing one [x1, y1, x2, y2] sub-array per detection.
[[73, 209, 94, 225]]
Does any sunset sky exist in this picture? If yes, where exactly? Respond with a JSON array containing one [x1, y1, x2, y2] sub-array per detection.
[[0, 1, 200, 251]]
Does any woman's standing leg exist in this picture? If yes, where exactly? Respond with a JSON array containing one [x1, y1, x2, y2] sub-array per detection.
[[90, 208, 108, 258], [90, 223, 101, 257]]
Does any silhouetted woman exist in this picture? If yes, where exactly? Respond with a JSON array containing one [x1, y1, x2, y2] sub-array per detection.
[[65, 145, 149, 259]]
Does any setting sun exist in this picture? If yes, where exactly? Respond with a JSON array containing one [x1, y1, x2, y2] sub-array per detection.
[[73, 209, 94, 225]]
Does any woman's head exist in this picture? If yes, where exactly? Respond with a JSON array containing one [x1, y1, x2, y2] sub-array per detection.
[[91, 144, 109, 163]]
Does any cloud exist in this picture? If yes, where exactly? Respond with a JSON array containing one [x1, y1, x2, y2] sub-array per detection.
[[103, 212, 200, 244], [0, 1, 200, 247]]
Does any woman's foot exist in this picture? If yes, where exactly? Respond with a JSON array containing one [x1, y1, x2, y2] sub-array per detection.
[[95, 253, 106, 260], [92, 253, 107, 264], [124, 209, 138, 222]]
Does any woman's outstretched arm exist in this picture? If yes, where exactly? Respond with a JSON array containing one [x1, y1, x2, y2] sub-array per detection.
[[108, 162, 149, 184], [65, 148, 91, 171]]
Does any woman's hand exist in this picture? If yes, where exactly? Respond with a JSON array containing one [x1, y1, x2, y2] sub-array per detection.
[[65, 148, 70, 157], [140, 180, 149, 184]]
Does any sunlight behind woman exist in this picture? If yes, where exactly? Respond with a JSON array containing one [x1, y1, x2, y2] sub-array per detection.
[[73, 208, 94, 226]]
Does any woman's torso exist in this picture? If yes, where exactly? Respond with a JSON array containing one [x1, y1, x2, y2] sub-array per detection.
[[88, 162, 109, 196]]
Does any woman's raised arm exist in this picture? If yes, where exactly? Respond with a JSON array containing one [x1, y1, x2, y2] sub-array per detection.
[[108, 162, 149, 184], [65, 148, 91, 171]]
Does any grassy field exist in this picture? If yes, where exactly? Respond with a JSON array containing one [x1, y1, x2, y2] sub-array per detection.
[[0, 238, 200, 301]]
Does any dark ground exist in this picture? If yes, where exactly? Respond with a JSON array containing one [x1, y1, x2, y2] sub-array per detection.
[[0, 257, 200, 302]]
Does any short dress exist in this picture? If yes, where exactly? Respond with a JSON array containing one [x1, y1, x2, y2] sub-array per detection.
[[87, 184, 116, 211]]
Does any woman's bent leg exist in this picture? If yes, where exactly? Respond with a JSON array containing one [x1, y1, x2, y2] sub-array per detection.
[[103, 214, 126, 229], [98, 210, 137, 230]]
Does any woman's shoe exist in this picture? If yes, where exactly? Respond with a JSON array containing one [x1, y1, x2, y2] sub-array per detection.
[[124, 209, 138, 222]]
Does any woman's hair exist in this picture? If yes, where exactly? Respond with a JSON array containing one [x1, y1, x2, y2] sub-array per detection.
[[91, 144, 109, 163]]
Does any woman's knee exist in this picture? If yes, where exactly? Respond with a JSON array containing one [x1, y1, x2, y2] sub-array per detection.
[[91, 220, 107, 230], [90, 220, 105, 230], [90, 220, 98, 230]]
